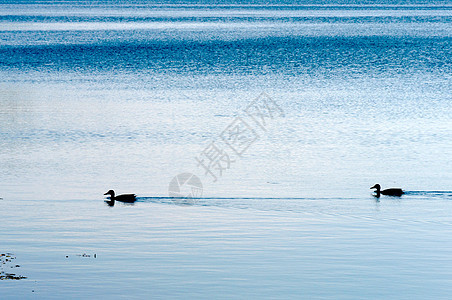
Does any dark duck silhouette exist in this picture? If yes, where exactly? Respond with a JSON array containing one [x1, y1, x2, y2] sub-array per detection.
[[104, 190, 136, 206], [370, 184, 404, 197]]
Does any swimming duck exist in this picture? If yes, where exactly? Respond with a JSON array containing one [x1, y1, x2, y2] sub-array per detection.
[[104, 190, 136, 205], [370, 184, 404, 197]]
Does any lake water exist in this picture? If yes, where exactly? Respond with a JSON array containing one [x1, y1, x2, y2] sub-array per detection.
[[1, 1, 451, 299]]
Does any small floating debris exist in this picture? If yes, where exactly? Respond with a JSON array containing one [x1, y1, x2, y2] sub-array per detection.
[[67, 253, 97, 258], [0, 253, 26, 280], [0, 273, 27, 280]]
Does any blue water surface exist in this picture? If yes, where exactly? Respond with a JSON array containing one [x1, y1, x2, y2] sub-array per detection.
[[0, 1, 451, 299]]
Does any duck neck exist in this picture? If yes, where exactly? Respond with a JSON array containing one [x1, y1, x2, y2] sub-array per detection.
[[373, 187, 381, 197]]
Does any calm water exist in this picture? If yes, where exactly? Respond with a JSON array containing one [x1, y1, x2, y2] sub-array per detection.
[[1, 1, 452, 299]]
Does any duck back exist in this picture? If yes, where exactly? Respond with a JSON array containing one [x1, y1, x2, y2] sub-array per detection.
[[381, 188, 404, 196]]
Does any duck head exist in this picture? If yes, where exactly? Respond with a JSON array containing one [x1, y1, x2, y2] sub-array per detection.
[[104, 190, 115, 198], [104, 190, 115, 206], [370, 184, 381, 191]]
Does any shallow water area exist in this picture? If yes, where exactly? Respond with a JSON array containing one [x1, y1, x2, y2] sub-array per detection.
[[2, 192, 452, 299]]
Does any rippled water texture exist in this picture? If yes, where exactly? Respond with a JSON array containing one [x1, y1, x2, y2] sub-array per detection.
[[0, 2, 451, 299]]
